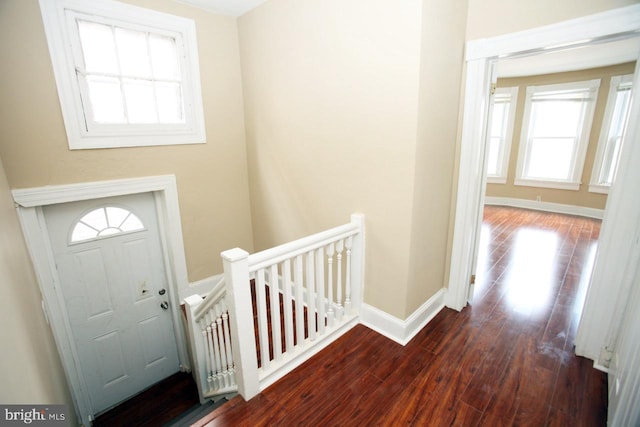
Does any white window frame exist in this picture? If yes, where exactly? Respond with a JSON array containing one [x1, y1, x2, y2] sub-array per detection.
[[39, 0, 206, 150], [514, 79, 600, 191], [486, 86, 518, 184], [589, 74, 634, 194]]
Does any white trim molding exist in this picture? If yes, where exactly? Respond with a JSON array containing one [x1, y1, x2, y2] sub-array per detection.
[[12, 175, 190, 426], [360, 289, 446, 346], [485, 196, 604, 220]]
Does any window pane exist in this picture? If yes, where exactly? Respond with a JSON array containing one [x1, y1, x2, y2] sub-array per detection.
[[156, 82, 184, 123], [123, 79, 158, 123], [487, 137, 501, 176], [530, 101, 582, 138], [600, 136, 623, 185], [610, 89, 631, 138], [105, 207, 130, 228], [71, 222, 99, 242], [150, 35, 180, 80], [115, 27, 151, 78], [77, 20, 118, 74], [490, 103, 506, 137], [81, 208, 108, 231], [120, 214, 144, 231], [597, 88, 631, 186], [527, 137, 574, 180], [86, 76, 126, 123]]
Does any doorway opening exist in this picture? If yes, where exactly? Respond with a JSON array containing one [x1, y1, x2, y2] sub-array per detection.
[[446, 5, 640, 369]]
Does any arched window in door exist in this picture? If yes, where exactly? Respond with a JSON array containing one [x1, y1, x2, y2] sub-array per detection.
[[70, 206, 144, 243]]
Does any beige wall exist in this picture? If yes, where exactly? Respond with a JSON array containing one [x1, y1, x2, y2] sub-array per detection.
[[406, 0, 468, 315], [0, 0, 254, 282], [487, 62, 636, 208], [0, 156, 76, 424], [466, 0, 640, 40], [239, 0, 424, 318]]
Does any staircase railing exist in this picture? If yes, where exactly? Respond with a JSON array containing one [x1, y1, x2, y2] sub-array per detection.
[[185, 213, 365, 403], [184, 283, 237, 403]]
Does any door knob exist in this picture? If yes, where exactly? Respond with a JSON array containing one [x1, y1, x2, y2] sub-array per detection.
[[160, 301, 169, 310], [159, 289, 166, 295]]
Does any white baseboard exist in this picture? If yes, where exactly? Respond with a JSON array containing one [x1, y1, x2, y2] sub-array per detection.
[[485, 196, 604, 219], [181, 273, 224, 301], [360, 288, 446, 346]]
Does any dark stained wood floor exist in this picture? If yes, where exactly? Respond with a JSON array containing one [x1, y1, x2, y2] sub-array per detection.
[[194, 206, 607, 426], [92, 372, 199, 426]]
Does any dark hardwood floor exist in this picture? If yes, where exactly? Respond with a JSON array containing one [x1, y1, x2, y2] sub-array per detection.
[[92, 371, 199, 427], [194, 206, 606, 426]]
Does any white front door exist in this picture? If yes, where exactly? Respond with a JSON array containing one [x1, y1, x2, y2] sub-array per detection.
[[44, 192, 180, 415]]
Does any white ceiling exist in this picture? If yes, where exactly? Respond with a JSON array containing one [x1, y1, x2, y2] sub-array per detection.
[[174, 0, 268, 16]]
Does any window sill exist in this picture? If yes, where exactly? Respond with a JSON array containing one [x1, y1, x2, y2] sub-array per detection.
[[514, 178, 580, 191], [486, 176, 507, 184], [588, 184, 610, 194]]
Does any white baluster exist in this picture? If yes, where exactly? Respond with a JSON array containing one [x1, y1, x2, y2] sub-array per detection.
[[256, 268, 270, 369], [205, 324, 215, 387], [315, 246, 325, 335], [221, 311, 235, 387], [326, 243, 335, 327], [282, 259, 294, 353], [216, 317, 228, 388], [209, 317, 222, 390], [294, 255, 304, 346], [306, 251, 316, 341], [336, 239, 344, 319], [269, 263, 282, 361], [345, 236, 353, 314], [200, 321, 212, 388]]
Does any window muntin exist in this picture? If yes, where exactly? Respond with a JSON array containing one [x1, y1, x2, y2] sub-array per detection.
[[74, 17, 185, 127], [71, 206, 145, 243], [487, 87, 518, 183], [515, 80, 600, 190], [589, 74, 633, 194], [39, 0, 206, 149]]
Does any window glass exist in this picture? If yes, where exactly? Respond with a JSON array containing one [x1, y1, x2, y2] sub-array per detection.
[[39, 0, 206, 149], [76, 19, 185, 126], [487, 87, 518, 182], [590, 75, 633, 192], [71, 206, 144, 243], [516, 80, 600, 189]]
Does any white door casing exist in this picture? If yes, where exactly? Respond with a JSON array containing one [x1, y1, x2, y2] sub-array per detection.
[[44, 193, 179, 414], [12, 175, 190, 427], [447, 5, 640, 306]]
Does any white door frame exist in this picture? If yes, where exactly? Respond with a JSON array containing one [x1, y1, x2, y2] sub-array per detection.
[[13, 175, 191, 426], [446, 4, 640, 362]]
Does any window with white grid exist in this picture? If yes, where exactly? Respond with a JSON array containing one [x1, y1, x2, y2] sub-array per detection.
[[39, 0, 206, 149], [515, 80, 600, 190]]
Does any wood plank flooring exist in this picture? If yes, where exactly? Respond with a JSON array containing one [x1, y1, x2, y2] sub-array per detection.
[[194, 206, 606, 426], [92, 372, 199, 426]]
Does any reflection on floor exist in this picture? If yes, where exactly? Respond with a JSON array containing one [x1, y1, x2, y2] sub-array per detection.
[[193, 206, 606, 426]]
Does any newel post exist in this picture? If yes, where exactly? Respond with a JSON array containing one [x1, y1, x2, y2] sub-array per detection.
[[184, 294, 207, 404], [349, 213, 365, 314], [221, 248, 260, 400]]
